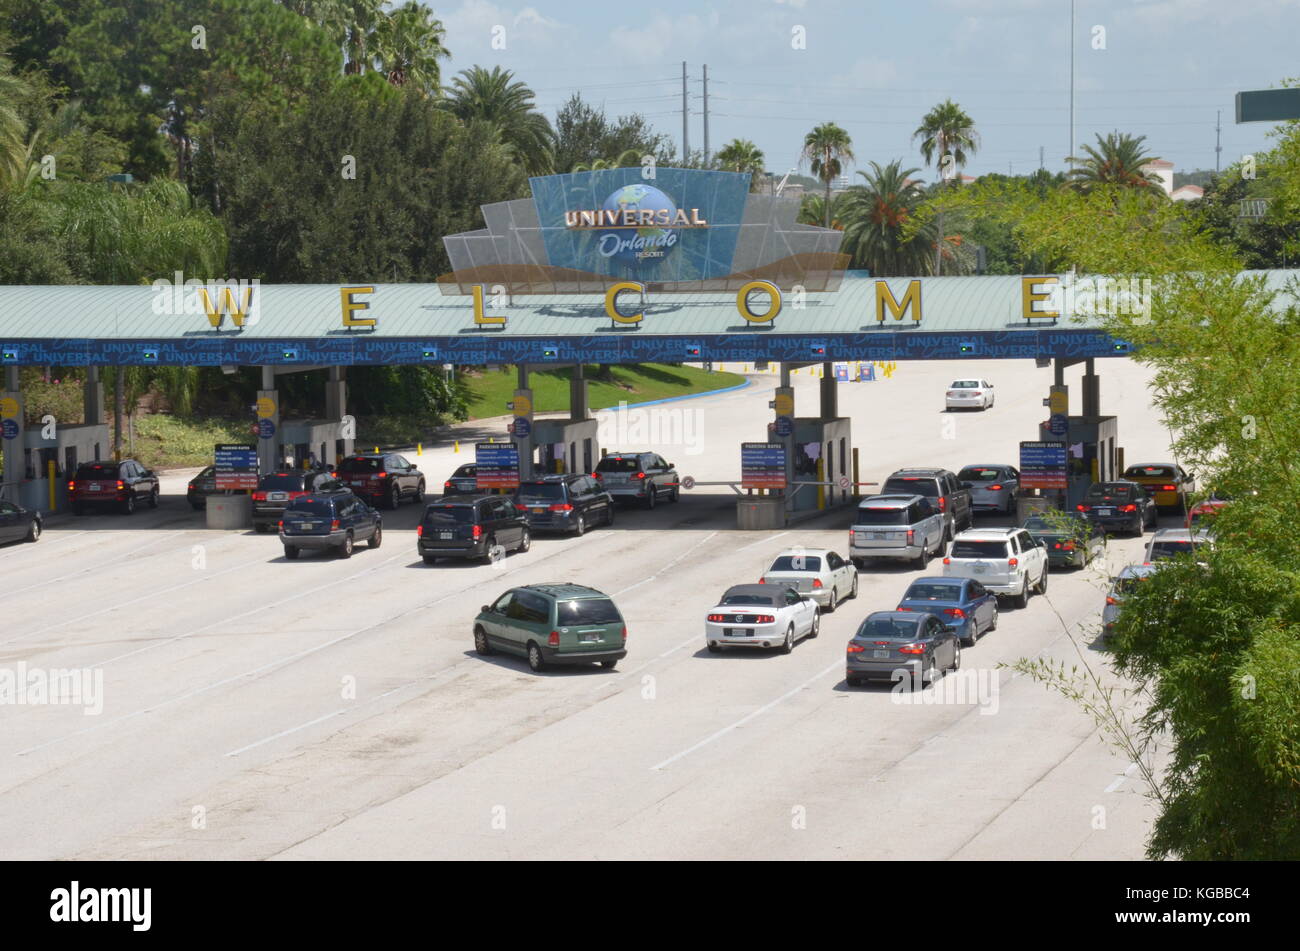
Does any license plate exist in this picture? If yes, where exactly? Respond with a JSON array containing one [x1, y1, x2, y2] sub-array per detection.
[[352, 480, 366, 487], [873, 649, 890, 658], [580, 632, 601, 643], [269, 492, 287, 501], [1097, 508, 1113, 515], [873, 532, 887, 540], [89, 483, 101, 491], [438, 531, 453, 539], [300, 522, 317, 530], [724, 628, 753, 636], [973, 564, 986, 573], [532, 507, 545, 514]]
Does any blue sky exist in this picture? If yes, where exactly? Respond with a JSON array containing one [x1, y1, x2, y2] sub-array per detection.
[[422, 0, 1300, 181]]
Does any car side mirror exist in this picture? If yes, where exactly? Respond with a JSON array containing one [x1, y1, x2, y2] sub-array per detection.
[[481, 604, 491, 614]]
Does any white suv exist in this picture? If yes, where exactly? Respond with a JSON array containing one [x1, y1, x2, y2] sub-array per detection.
[[942, 528, 1048, 608]]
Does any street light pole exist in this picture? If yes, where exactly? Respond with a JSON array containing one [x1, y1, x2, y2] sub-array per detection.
[[1068, 0, 1075, 165]]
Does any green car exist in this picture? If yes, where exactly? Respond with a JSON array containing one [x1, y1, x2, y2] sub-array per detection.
[[474, 584, 628, 672]]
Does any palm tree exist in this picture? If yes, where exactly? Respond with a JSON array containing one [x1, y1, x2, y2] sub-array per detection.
[[715, 138, 765, 186], [835, 160, 938, 276], [913, 100, 979, 275], [373, 1, 449, 94], [797, 193, 844, 229], [571, 149, 643, 173], [801, 122, 854, 228], [442, 66, 555, 175], [0, 55, 34, 191], [1066, 132, 1165, 192]]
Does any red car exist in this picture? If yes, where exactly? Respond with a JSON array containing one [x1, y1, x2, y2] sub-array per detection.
[[1187, 494, 1233, 531], [68, 459, 159, 515]]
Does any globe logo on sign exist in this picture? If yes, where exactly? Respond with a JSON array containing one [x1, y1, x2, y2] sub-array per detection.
[[597, 184, 681, 263]]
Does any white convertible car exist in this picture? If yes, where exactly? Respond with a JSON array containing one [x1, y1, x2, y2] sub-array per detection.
[[705, 583, 820, 654]]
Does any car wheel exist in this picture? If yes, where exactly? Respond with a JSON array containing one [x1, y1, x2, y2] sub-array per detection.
[[422, 554, 437, 565], [527, 642, 545, 672], [604, 505, 614, 527], [808, 610, 821, 638], [779, 624, 794, 654], [26, 521, 41, 543], [845, 674, 861, 688], [284, 545, 299, 560], [148, 487, 159, 509], [1037, 565, 1048, 594], [951, 641, 961, 671], [826, 588, 838, 613], [599, 659, 618, 670], [943, 520, 953, 544], [962, 622, 977, 648], [122, 494, 136, 515], [473, 626, 493, 655], [517, 528, 531, 553], [387, 484, 400, 510], [645, 487, 656, 510], [670, 485, 680, 502], [1013, 578, 1029, 609], [573, 513, 586, 536], [368, 525, 382, 549], [707, 642, 722, 653], [988, 603, 999, 631], [913, 539, 929, 570], [912, 664, 929, 691], [413, 480, 425, 503], [852, 557, 866, 570], [190, 500, 204, 511], [339, 532, 354, 558], [850, 574, 859, 599]]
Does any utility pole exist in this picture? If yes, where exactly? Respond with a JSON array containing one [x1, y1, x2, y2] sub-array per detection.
[[681, 61, 689, 165], [1039, 145, 1045, 170], [702, 64, 710, 167], [1215, 110, 1222, 172], [1068, 0, 1075, 165]]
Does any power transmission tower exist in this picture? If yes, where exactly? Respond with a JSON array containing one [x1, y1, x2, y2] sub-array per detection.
[[702, 65, 710, 167]]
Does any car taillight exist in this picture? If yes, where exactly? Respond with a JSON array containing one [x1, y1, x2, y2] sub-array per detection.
[[943, 608, 966, 618], [548, 630, 559, 647], [1061, 541, 1075, 550], [116, 480, 125, 490], [989, 484, 1003, 491], [847, 644, 865, 653], [753, 615, 775, 623], [708, 613, 726, 622], [1106, 596, 1119, 605], [896, 605, 913, 611], [416, 525, 423, 537], [187, 483, 195, 491], [1161, 484, 1176, 491], [515, 504, 527, 511], [444, 481, 454, 489], [621, 626, 627, 642], [938, 496, 947, 512], [377, 472, 388, 479], [549, 503, 573, 512], [758, 578, 765, 584], [946, 390, 957, 397], [942, 557, 951, 564], [1076, 504, 1088, 511], [288, 491, 306, 499], [812, 578, 823, 588], [67, 481, 76, 491], [635, 472, 647, 480], [1008, 557, 1019, 567], [330, 519, 340, 530], [898, 644, 925, 655], [906, 529, 915, 544], [253, 491, 267, 501], [277, 520, 283, 530], [472, 524, 482, 539], [592, 472, 602, 479], [1121, 504, 1137, 512]]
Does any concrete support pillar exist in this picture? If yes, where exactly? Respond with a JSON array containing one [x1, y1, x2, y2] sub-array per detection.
[[819, 361, 837, 419], [257, 366, 280, 479], [569, 363, 588, 421], [324, 366, 350, 465], [1082, 358, 1100, 417], [1, 381, 25, 502], [1053, 358, 1065, 388], [83, 366, 105, 426], [5, 365, 18, 391], [514, 366, 534, 481], [517, 364, 530, 390]]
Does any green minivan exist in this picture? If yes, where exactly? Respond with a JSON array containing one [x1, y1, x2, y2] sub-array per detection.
[[474, 584, 628, 672]]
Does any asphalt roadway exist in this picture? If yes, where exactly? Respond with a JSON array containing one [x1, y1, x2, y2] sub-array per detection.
[[0, 357, 1174, 860]]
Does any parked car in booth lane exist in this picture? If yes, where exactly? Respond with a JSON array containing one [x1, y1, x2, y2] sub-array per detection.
[[186, 465, 218, 510], [593, 451, 679, 508], [944, 378, 995, 411], [1022, 511, 1106, 569], [957, 464, 1020, 515], [1120, 462, 1195, 512], [69, 460, 159, 515], [1076, 481, 1158, 536], [895, 577, 998, 647], [760, 547, 858, 612], [337, 453, 426, 509], [1144, 528, 1211, 565], [441, 463, 479, 496], [417, 496, 530, 564], [0, 499, 41, 544], [704, 583, 819, 654], [881, 468, 973, 541], [279, 492, 382, 560], [845, 611, 960, 688], [943, 527, 1049, 609], [848, 494, 946, 569], [513, 474, 614, 535], [252, 469, 343, 532], [1102, 564, 1160, 638], [473, 584, 627, 672]]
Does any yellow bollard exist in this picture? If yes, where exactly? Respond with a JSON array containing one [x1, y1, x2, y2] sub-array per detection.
[[454, 441, 460, 453], [373, 446, 379, 453], [816, 458, 825, 510], [417, 443, 422, 455]]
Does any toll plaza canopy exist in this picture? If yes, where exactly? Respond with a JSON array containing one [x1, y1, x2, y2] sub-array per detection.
[[1, 165, 1297, 367]]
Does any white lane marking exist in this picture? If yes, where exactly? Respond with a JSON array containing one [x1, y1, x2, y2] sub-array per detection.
[[590, 633, 700, 693], [1104, 761, 1139, 793], [736, 531, 789, 552], [1, 533, 171, 600], [650, 658, 842, 771], [613, 531, 717, 597], [225, 685, 406, 757]]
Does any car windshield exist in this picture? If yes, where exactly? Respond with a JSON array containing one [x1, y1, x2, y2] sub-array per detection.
[[286, 498, 334, 516], [951, 380, 980, 388], [260, 474, 306, 490], [557, 599, 622, 625], [75, 464, 119, 479], [950, 540, 1009, 558], [1086, 484, 1137, 500], [957, 467, 1002, 482], [338, 457, 382, 473], [452, 465, 476, 478], [721, 594, 777, 606], [854, 507, 909, 526], [883, 478, 938, 497], [1124, 465, 1176, 479], [516, 483, 565, 501], [903, 583, 963, 602], [768, 555, 822, 572], [858, 618, 921, 638], [422, 506, 475, 525], [596, 458, 640, 472], [1149, 541, 1196, 560]]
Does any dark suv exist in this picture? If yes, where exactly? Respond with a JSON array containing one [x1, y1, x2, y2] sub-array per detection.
[[252, 469, 342, 532], [441, 463, 479, 496], [418, 496, 530, 564], [881, 468, 973, 542], [69, 460, 159, 515], [337, 453, 426, 509], [513, 474, 614, 535], [593, 451, 679, 508], [279, 493, 382, 559]]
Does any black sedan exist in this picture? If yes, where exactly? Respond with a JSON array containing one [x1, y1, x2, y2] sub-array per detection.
[[1075, 481, 1158, 537], [0, 499, 41, 544]]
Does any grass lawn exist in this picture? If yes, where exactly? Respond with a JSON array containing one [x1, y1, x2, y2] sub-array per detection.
[[464, 363, 746, 420], [129, 414, 257, 469]]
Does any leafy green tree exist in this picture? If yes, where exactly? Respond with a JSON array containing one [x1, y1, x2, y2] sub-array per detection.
[[442, 66, 554, 176], [801, 121, 853, 228], [913, 99, 979, 274], [372, 1, 448, 94], [835, 160, 937, 276], [1066, 131, 1165, 192], [715, 138, 765, 187], [552, 92, 673, 175]]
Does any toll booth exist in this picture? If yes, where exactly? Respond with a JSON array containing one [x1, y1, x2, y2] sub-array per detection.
[[14, 423, 110, 512], [533, 417, 598, 475], [1039, 415, 1119, 511], [789, 417, 852, 513], [277, 418, 352, 470]]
